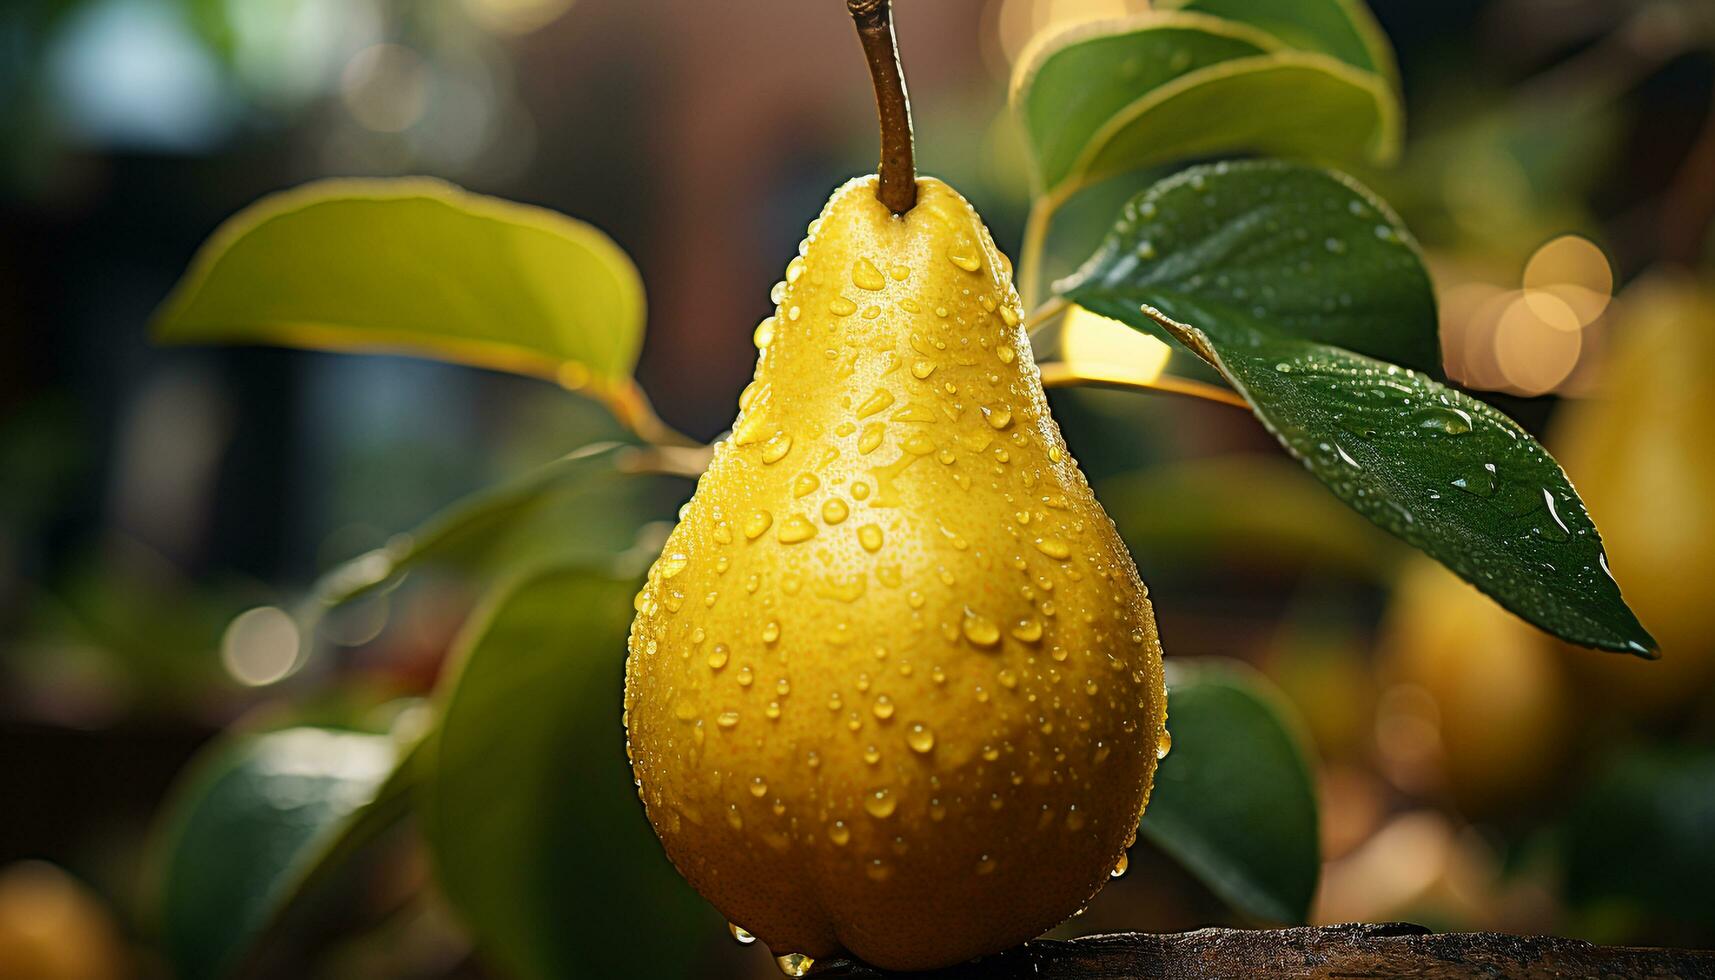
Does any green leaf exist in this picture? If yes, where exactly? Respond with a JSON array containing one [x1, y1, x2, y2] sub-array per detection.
[[1063, 161, 1654, 654], [1158, 0, 1398, 87], [1064, 160, 1439, 373], [152, 726, 407, 979], [1142, 659, 1319, 924], [1564, 746, 1715, 924], [1012, 14, 1277, 195], [153, 178, 644, 390], [419, 565, 714, 979], [1012, 15, 1399, 199], [304, 441, 640, 611]]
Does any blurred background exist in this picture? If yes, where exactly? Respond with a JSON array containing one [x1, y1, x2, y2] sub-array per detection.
[[2, 0, 1713, 976]]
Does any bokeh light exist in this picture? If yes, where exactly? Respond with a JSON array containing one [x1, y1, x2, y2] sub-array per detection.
[[220, 606, 302, 687], [1058, 304, 1173, 387]]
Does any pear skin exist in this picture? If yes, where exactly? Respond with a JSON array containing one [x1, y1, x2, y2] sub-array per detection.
[[624, 176, 1166, 971]]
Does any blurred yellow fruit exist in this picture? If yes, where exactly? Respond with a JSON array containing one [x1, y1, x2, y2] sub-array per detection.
[[1550, 275, 1715, 715], [0, 862, 127, 980], [1379, 559, 1571, 813], [624, 176, 1166, 971]]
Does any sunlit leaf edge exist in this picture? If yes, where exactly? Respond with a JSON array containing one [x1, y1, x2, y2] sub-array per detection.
[[144, 725, 411, 979], [1156, 0, 1400, 90], [152, 177, 646, 389], [1018, 45, 1399, 200]]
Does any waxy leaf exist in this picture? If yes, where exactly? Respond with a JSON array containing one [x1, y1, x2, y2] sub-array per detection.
[[1064, 161, 1655, 654], [1065, 161, 1439, 373], [152, 727, 405, 979], [1158, 0, 1398, 86], [304, 441, 637, 610], [1142, 659, 1320, 924], [1013, 16, 1398, 199], [419, 566, 714, 979], [154, 178, 644, 390]]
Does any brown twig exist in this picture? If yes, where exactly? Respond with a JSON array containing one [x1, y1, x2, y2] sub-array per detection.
[[848, 0, 916, 214], [810, 923, 1715, 979]]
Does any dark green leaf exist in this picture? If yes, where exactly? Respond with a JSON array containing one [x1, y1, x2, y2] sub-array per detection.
[[1142, 659, 1319, 923], [303, 441, 650, 610], [153, 726, 405, 979], [1158, 0, 1398, 86], [1565, 746, 1715, 924], [419, 566, 715, 979], [1064, 160, 1439, 374], [154, 178, 644, 388], [1064, 161, 1654, 654]]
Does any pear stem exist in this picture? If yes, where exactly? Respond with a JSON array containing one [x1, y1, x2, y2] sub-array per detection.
[[848, 0, 916, 214]]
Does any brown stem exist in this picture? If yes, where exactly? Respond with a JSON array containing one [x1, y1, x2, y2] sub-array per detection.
[[848, 0, 916, 214]]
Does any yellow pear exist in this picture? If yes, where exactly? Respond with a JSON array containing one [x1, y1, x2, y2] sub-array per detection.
[[1379, 558, 1572, 815], [624, 175, 1166, 971], [1549, 274, 1715, 717]]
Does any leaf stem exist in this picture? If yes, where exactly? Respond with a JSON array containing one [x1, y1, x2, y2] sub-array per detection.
[[848, 0, 916, 215], [1037, 361, 1252, 410], [1018, 195, 1057, 309], [618, 444, 714, 479], [1024, 297, 1070, 336], [602, 379, 705, 449]]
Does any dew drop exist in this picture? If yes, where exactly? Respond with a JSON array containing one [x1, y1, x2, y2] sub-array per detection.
[[852, 258, 887, 291], [864, 788, 898, 819], [872, 694, 895, 720], [776, 953, 815, 977], [1010, 617, 1043, 643], [1034, 537, 1072, 560], [946, 245, 982, 273], [1111, 852, 1130, 878], [708, 644, 730, 669], [983, 405, 1013, 430], [752, 317, 777, 349], [729, 923, 756, 944], [961, 608, 1002, 648], [907, 723, 935, 753], [857, 524, 884, 552], [1156, 727, 1173, 760], [761, 433, 793, 464], [829, 296, 858, 317], [777, 515, 817, 544], [717, 710, 739, 728], [744, 510, 773, 540], [822, 498, 849, 524], [829, 820, 851, 845]]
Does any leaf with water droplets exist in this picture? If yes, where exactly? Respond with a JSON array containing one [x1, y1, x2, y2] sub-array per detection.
[[1142, 659, 1319, 924], [1062, 160, 1439, 374], [420, 565, 715, 978], [1063, 161, 1655, 654]]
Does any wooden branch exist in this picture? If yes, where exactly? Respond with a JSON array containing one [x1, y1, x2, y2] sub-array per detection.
[[810, 923, 1715, 979]]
